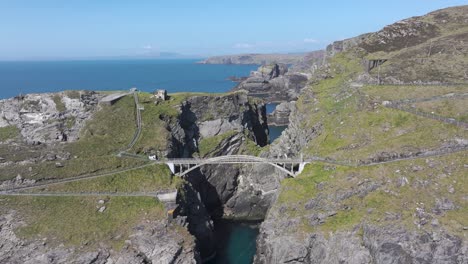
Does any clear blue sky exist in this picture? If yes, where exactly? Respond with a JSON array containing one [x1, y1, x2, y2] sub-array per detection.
[[0, 0, 467, 60]]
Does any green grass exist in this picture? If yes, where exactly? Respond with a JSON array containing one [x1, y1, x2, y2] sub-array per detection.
[[65, 90, 81, 99], [0, 90, 272, 252], [0, 125, 20, 142], [198, 130, 238, 157], [1, 196, 165, 250], [276, 46, 467, 236], [0, 155, 145, 182], [301, 81, 467, 162], [277, 163, 332, 205], [277, 151, 467, 235], [66, 95, 135, 157], [35, 164, 181, 193], [52, 94, 66, 112], [239, 136, 265, 156], [413, 98, 468, 122], [362, 85, 467, 102], [130, 92, 185, 154], [65, 116, 76, 129]]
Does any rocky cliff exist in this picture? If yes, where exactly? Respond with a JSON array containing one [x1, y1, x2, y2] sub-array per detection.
[[255, 5, 468, 264], [0, 209, 199, 264], [232, 63, 310, 102], [0, 91, 100, 144], [160, 91, 272, 258], [267, 101, 296, 126]]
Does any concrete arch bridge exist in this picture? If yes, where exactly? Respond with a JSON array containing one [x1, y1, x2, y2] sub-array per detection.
[[163, 155, 308, 177]]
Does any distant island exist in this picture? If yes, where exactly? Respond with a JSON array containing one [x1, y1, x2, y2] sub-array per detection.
[[198, 53, 308, 65]]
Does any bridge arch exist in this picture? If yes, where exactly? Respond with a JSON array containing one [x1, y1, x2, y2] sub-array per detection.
[[165, 155, 308, 178]]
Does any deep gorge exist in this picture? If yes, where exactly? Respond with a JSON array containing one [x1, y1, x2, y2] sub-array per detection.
[[171, 98, 289, 263]]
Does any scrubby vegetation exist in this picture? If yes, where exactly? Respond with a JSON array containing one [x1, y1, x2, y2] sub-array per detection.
[[0, 125, 19, 142], [275, 11, 467, 240], [52, 94, 66, 112], [0, 196, 165, 250]]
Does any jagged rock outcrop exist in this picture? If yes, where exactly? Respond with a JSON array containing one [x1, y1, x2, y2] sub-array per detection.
[[152, 91, 273, 258], [233, 64, 309, 102], [165, 91, 276, 220], [326, 34, 369, 59], [165, 91, 269, 158], [0, 211, 199, 264], [267, 101, 296, 126], [0, 91, 100, 144], [256, 213, 467, 264], [267, 103, 321, 158], [174, 180, 215, 260]]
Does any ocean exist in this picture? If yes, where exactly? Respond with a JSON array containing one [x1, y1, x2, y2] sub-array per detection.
[[0, 59, 257, 99]]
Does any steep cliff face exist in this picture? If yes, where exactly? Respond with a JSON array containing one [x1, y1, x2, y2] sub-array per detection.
[[145, 91, 273, 258], [164, 91, 269, 158], [164, 92, 275, 221], [267, 101, 296, 126], [233, 63, 310, 102]]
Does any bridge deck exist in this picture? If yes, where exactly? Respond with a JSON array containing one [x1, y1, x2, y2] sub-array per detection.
[[160, 158, 304, 164], [157, 155, 307, 164]]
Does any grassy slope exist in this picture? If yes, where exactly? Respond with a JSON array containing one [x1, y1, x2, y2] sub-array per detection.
[[0, 125, 20, 142], [278, 151, 467, 236], [276, 27, 467, 238], [364, 6, 468, 83], [0, 196, 165, 250]]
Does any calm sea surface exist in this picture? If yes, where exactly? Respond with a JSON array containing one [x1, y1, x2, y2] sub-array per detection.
[[207, 220, 259, 264], [0, 59, 257, 99]]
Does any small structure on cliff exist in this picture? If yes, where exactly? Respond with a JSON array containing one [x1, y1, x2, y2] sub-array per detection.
[[100, 93, 129, 105], [153, 89, 167, 101]]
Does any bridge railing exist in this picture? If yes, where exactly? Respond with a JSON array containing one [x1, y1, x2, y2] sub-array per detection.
[[163, 155, 304, 164]]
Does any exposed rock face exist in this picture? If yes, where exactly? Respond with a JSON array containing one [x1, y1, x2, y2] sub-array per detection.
[[0, 91, 100, 144], [256, 217, 467, 264], [175, 180, 215, 260], [267, 101, 296, 126], [325, 34, 369, 59], [165, 91, 269, 158], [0, 211, 199, 264], [233, 64, 309, 102], [175, 92, 275, 220], [157, 91, 273, 258], [267, 103, 321, 158]]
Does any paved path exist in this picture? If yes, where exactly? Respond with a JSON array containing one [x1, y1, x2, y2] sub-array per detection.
[[0, 162, 155, 193], [0, 191, 158, 197], [126, 92, 143, 151]]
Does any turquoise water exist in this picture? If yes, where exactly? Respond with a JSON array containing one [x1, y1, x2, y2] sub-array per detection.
[[269, 125, 287, 143], [266, 103, 287, 143], [0, 59, 257, 99], [207, 220, 259, 264], [266, 103, 278, 114]]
